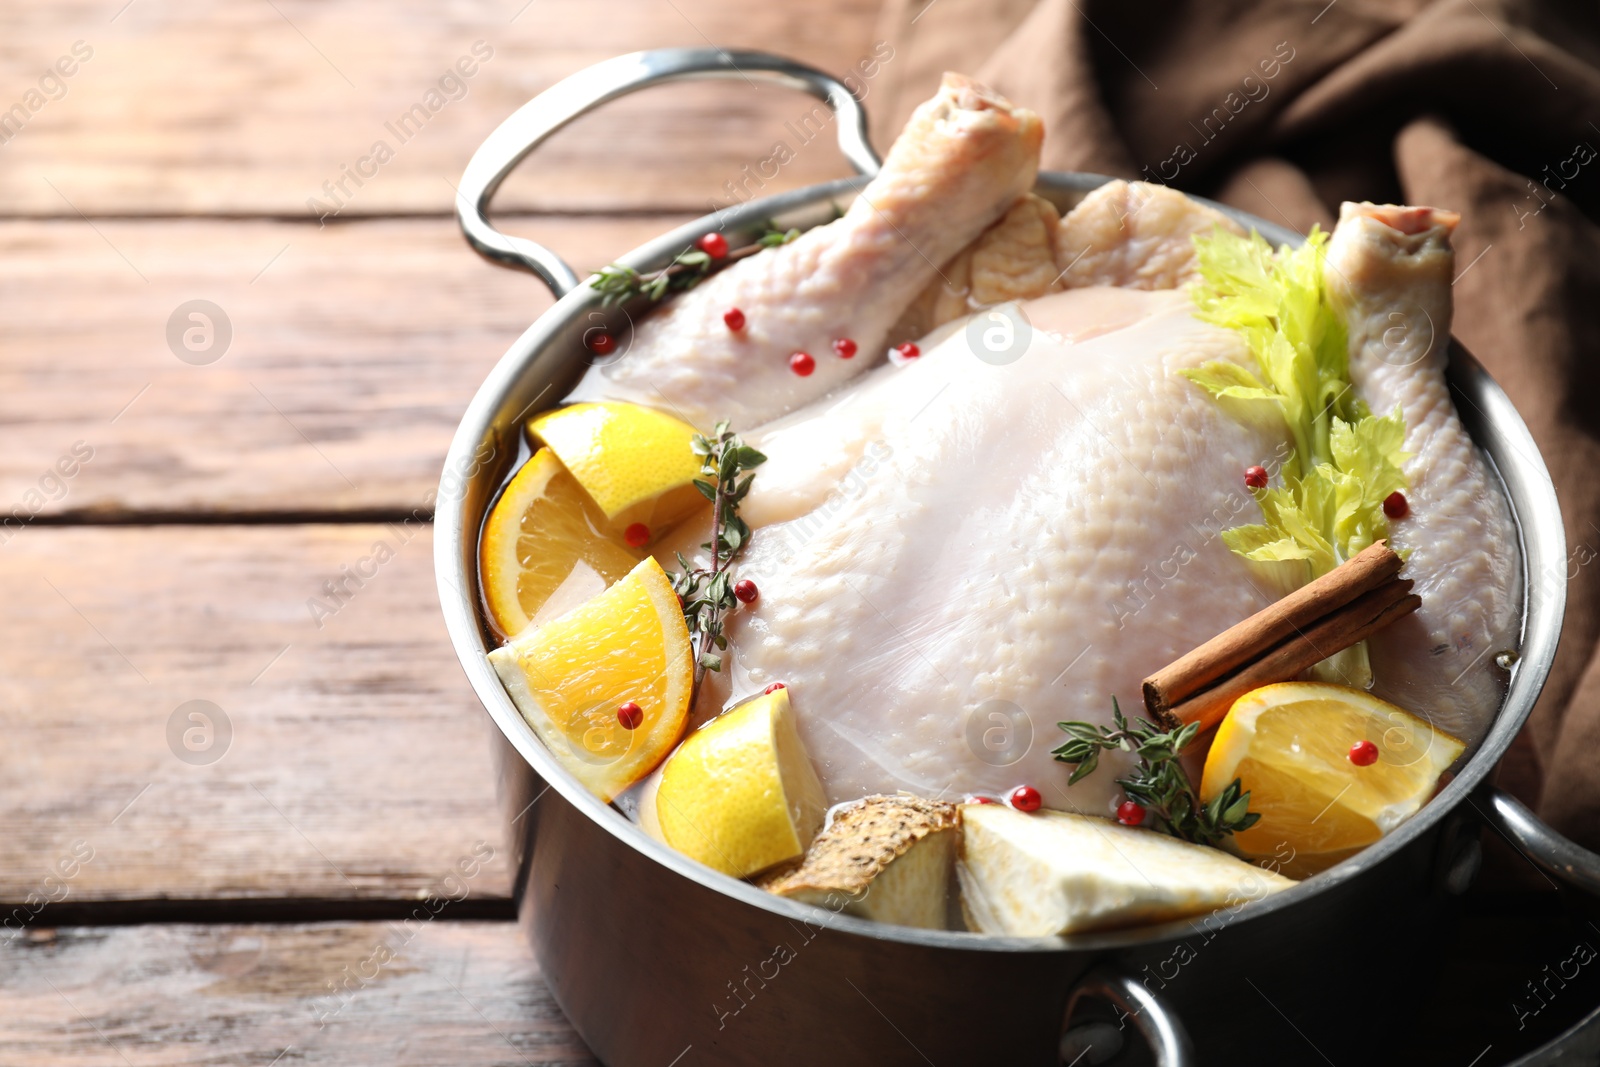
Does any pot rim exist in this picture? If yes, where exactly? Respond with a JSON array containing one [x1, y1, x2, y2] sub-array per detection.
[[435, 171, 1567, 954]]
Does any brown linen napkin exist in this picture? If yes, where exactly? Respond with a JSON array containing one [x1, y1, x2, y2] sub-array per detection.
[[873, 0, 1600, 851]]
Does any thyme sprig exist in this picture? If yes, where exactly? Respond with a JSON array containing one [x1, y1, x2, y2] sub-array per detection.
[[591, 223, 801, 306], [1053, 698, 1260, 848], [669, 421, 766, 702]]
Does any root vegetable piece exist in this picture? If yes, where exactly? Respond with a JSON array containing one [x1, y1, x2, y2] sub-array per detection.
[[761, 794, 961, 930], [957, 805, 1295, 936]]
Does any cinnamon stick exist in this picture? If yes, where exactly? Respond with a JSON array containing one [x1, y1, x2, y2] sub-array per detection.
[[1143, 540, 1403, 723], [1159, 580, 1419, 732]]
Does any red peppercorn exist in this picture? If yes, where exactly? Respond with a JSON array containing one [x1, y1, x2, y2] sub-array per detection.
[[617, 701, 644, 730], [763, 681, 786, 695], [1116, 800, 1146, 826], [833, 337, 857, 359], [966, 795, 997, 805], [896, 342, 920, 359], [1383, 491, 1409, 519], [586, 330, 616, 356], [697, 232, 728, 259], [1244, 465, 1269, 490], [734, 579, 759, 604], [1349, 739, 1379, 766], [1010, 785, 1042, 813], [723, 307, 746, 332], [623, 523, 650, 548], [789, 351, 815, 377]]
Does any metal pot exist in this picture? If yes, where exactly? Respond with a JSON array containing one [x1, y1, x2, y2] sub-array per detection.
[[437, 48, 1594, 1066]]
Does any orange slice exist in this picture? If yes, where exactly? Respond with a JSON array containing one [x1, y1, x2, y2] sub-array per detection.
[[487, 556, 692, 802], [479, 448, 641, 639], [1201, 682, 1464, 877]]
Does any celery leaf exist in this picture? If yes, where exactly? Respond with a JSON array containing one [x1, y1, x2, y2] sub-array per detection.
[[1188, 226, 1408, 584]]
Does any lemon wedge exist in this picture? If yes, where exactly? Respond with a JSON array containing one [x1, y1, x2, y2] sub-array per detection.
[[527, 401, 705, 539], [479, 448, 642, 639], [1201, 682, 1464, 877], [655, 687, 827, 879], [487, 556, 692, 802]]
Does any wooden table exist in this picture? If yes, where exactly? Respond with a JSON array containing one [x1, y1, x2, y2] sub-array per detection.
[[0, 2, 893, 1061], [2, 2, 1597, 1063]]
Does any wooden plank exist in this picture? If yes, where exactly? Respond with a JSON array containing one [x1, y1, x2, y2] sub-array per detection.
[[1, 905, 1594, 1066], [0, 524, 515, 904], [0, 214, 679, 518], [0, 922, 597, 1066], [0, 0, 889, 217]]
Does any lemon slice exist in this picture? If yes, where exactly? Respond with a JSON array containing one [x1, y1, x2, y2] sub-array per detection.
[[487, 556, 692, 802], [527, 401, 705, 538], [479, 448, 642, 639], [655, 687, 827, 878], [1201, 682, 1464, 877]]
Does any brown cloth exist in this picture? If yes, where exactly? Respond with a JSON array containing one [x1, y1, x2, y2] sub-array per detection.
[[872, 0, 1600, 853]]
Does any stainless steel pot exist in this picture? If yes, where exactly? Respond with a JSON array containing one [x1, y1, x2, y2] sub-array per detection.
[[438, 48, 1595, 1066]]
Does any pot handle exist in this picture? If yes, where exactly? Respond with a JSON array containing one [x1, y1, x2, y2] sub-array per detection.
[[1063, 965, 1195, 1066], [1474, 783, 1600, 896], [456, 47, 882, 298]]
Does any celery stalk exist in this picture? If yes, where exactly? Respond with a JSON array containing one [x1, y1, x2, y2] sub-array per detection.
[[1182, 228, 1411, 687]]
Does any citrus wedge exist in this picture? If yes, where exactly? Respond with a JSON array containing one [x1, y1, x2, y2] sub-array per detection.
[[479, 448, 642, 639], [1201, 682, 1464, 877], [526, 401, 705, 539], [655, 687, 827, 878], [487, 556, 692, 802]]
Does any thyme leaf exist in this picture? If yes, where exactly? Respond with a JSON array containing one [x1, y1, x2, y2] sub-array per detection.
[[668, 420, 766, 704], [1052, 698, 1261, 847], [590, 223, 801, 307]]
